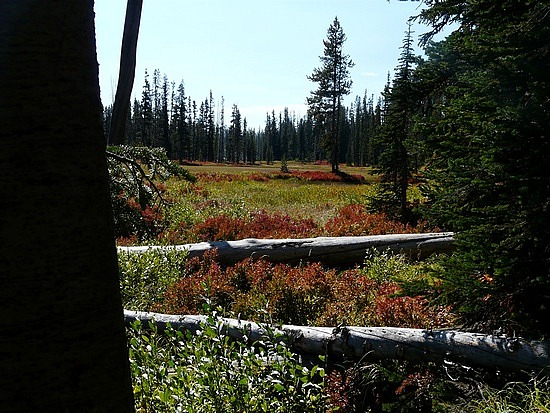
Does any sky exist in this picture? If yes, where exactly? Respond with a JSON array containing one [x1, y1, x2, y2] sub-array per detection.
[[94, 0, 449, 129]]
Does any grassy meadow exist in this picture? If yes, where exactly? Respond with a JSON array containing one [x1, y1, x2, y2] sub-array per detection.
[[118, 160, 430, 246], [162, 165, 374, 237]]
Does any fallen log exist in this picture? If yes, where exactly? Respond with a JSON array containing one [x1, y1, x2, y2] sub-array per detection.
[[118, 232, 454, 266], [124, 310, 550, 372]]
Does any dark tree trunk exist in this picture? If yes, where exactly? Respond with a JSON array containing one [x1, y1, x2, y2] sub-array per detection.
[[0, 1, 134, 411], [108, 0, 143, 145]]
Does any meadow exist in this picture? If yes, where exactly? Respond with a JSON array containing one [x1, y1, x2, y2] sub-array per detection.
[[115, 159, 548, 412]]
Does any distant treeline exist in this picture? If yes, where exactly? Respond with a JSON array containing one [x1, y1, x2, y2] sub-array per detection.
[[102, 69, 382, 166]]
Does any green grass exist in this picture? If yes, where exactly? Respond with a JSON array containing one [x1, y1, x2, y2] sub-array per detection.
[[183, 160, 377, 181], [162, 163, 379, 241], [467, 378, 550, 413], [202, 179, 375, 224]]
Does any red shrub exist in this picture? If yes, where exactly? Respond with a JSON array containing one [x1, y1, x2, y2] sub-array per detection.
[[192, 214, 246, 241], [155, 245, 455, 328], [156, 249, 235, 314], [195, 172, 246, 183], [317, 269, 455, 329], [116, 234, 139, 246], [323, 204, 433, 237], [189, 210, 320, 241], [244, 210, 320, 239], [230, 260, 338, 325], [247, 173, 270, 182], [324, 370, 351, 412], [292, 171, 365, 183]]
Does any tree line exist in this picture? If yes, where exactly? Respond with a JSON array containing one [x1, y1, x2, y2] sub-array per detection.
[[102, 73, 382, 167]]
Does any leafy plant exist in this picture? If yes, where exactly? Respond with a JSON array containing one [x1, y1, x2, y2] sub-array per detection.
[[190, 210, 320, 242], [107, 145, 195, 242], [156, 249, 456, 329], [118, 247, 188, 311], [127, 309, 328, 412], [323, 204, 433, 236]]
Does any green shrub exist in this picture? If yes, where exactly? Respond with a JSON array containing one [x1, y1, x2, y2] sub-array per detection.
[[107, 145, 195, 243], [127, 310, 328, 412], [118, 247, 188, 311]]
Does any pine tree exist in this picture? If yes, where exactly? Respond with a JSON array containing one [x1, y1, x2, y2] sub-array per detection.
[[307, 16, 354, 173], [173, 81, 189, 162], [263, 112, 276, 164], [131, 97, 142, 145], [419, 0, 550, 335], [247, 128, 257, 165], [190, 99, 197, 160], [206, 91, 215, 162], [373, 23, 420, 223], [218, 96, 225, 162], [228, 104, 242, 163], [160, 74, 170, 156], [140, 69, 153, 146], [102, 105, 113, 143]]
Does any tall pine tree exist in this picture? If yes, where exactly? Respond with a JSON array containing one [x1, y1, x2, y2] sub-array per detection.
[[307, 17, 354, 173], [373, 23, 420, 223]]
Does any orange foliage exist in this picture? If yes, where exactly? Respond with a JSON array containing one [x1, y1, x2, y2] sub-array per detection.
[[190, 210, 320, 241]]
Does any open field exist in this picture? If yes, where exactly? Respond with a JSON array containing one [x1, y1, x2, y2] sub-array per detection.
[[150, 162, 434, 245], [112, 160, 432, 246], [182, 160, 378, 181]]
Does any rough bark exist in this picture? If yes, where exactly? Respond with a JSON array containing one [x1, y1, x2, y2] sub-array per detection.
[[0, 2, 134, 411], [119, 232, 454, 266], [125, 310, 550, 372]]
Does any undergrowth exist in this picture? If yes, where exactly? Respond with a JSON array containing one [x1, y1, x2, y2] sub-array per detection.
[[119, 246, 548, 412], [114, 167, 547, 412], [128, 309, 327, 412], [118, 248, 456, 329]]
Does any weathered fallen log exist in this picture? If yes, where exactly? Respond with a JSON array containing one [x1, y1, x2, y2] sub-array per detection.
[[124, 310, 549, 372], [118, 232, 454, 266]]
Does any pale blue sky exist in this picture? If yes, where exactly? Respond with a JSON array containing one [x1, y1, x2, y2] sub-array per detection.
[[94, 0, 448, 129]]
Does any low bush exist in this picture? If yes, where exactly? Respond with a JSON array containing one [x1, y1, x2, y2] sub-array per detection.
[[157, 250, 235, 315], [128, 311, 328, 412], [163, 203, 437, 244], [193, 170, 365, 184], [291, 170, 365, 183], [191, 210, 320, 242], [324, 204, 434, 237], [118, 247, 189, 311], [155, 249, 456, 330]]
